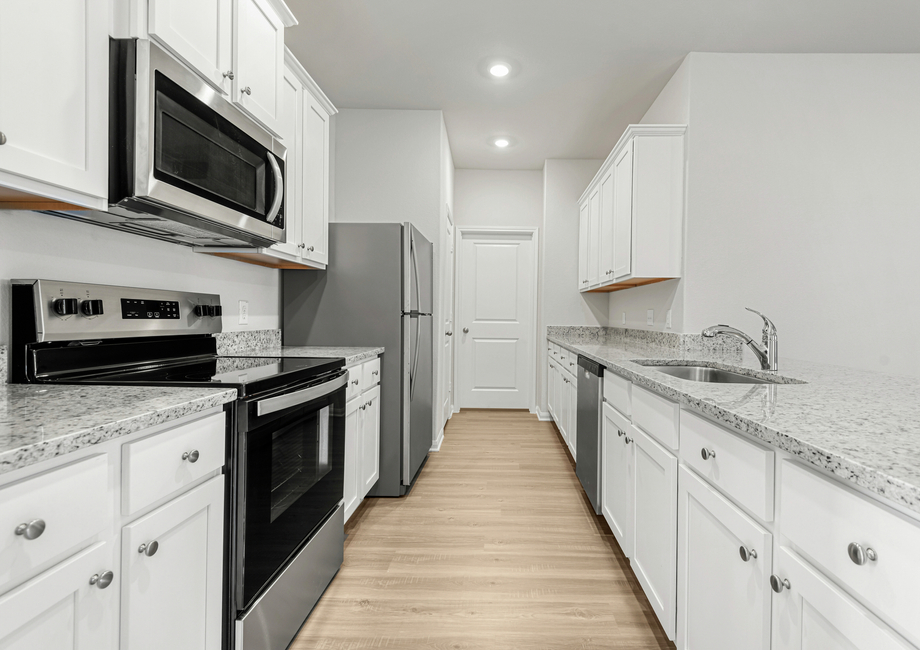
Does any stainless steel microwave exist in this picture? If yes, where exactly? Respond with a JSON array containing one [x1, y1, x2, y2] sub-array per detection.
[[49, 39, 286, 248]]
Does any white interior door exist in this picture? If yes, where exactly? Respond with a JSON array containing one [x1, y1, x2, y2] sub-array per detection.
[[457, 229, 536, 409], [441, 214, 455, 426]]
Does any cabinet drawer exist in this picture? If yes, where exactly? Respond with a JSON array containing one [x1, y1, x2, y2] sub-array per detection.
[[603, 371, 631, 418], [0, 454, 109, 592], [362, 357, 381, 388], [122, 413, 225, 515], [780, 460, 920, 645], [346, 365, 363, 401], [632, 384, 679, 450], [680, 410, 774, 522]]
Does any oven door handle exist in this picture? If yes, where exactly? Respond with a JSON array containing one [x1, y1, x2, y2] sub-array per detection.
[[255, 372, 346, 417], [266, 153, 284, 225]]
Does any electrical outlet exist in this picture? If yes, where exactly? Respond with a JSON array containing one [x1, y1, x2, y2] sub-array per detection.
[[666, 309, 672, 329], [239, 300, 249, 325], [647, 309, 654, 326], [621, 312, 626, 325]]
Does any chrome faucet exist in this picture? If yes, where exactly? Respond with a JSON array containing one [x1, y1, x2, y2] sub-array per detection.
[[702, 308, 778, 371]]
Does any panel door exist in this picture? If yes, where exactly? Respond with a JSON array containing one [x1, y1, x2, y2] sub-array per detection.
[[587, 187, 601, 286], [613, 139, 634, 279], [771, 547, 913, 650], [148, 0, 232, 93], [0, 542, 117, 650], [120, 476, 224, 650], [232, 0, 284, 135], [273, 64, 303, 258], [602, 402, 633, 557], [344, 396, 360, 521], [458, 231, 535, 409], [631, 424, 677, 640], [0, 0, 108, 200], [599, 169, 615, 284], [677, 466, 772, 650], [301, 93, 330, 264], [360, 386, 381, 499], [578, 201, 589, 290]]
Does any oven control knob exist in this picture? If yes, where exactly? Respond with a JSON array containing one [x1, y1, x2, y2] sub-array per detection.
[[194, 305, 208, 318], [208, 305, 222, 317], [80, 299, 104, 316], [53, 298, 78, 316]]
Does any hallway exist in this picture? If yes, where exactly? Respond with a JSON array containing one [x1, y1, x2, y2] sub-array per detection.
[[293, 409, 673, 649]]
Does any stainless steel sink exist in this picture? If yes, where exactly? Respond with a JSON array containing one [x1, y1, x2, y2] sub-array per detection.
[[643, 365, 781, 384]]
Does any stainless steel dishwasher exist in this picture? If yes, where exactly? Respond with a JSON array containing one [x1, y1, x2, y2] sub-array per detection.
[[576, 355, 603, 514]]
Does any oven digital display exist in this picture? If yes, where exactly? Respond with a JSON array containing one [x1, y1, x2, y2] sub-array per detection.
[[121, 298, 180, 319]]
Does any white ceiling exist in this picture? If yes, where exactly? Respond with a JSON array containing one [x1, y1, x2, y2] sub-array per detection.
[[284, 0, 920, 170]]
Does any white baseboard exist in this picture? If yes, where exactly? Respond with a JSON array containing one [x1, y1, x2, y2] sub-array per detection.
[[535, 409, 552, 422], [430, 426, 444, 452]]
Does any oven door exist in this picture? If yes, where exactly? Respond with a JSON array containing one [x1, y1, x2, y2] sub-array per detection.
[[237, 371, 347, 610]]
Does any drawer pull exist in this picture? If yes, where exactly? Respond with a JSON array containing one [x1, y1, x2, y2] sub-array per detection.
[[701, 448, 716, 460], [739, 546, 758, 562], [847, 542, 878, 566], [89, 570, 114, 589], [138, 541, 159, 557], [181, 449, 200, 463], [770, 575, 791, 593], [14, 519, 46, 540]]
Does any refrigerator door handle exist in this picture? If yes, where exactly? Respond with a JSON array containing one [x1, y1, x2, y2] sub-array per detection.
[[410, 315, 420, 400], [411, 230, 422, 317]]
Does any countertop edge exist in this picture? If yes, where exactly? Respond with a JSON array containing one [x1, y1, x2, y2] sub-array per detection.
[[222, 346, 385, 366]]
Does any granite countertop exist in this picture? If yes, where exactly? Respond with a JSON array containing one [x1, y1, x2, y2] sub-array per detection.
[[222, 346, 384, 366], [548, 334, 920, 515], [0, 384, 237, 476]]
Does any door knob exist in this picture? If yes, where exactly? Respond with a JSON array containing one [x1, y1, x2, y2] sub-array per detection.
[[0, 132, 6, 145], [739, 546, 758, 562], [770, 575, 791, 593], [14, 519, 46, 540], [138, 541, 159, 557], [701, 448, 716, 460], [463, 328, 469, 333], [89, 571, 114, 589]]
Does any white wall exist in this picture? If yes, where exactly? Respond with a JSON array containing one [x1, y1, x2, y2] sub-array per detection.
[[0, 210, 280, 347], [453, 170, 543, 228]]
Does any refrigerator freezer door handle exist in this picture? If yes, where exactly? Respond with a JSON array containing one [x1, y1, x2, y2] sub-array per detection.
[[410, 315, 420, 400], [411, 231, 422, 317]]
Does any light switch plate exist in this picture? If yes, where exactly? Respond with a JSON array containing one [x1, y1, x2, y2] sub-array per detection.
[[239, 300, 249, 325], [647, 309, 654, 326]]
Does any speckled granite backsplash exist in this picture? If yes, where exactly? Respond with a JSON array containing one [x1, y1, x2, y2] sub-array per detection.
[[0, 345, 7, 384], [214, 329, 282, 355], [546, 326, 744, 359]]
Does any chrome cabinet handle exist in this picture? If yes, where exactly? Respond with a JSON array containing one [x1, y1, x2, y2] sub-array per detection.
[[242, 86, 252, 95], [138, 541, 159, 557], [182, 450, 200, 463], [847, 542, 878, 565], [770, 575, 791, 593], [701, 448, 716, 460], [15, 519, 46, 540], [89, 570, 114, 589], [0, 132, 6, 145], [463, 327, 469, 333], [739, 546, 758, 562], [223, 70, 235, 80]]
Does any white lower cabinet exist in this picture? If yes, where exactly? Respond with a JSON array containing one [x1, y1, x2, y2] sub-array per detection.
[[121, 475, 224, 650], [0, 541, 117, 650], [344, 357, 382, 522], [602, 401, 633, 557], [677, 466, 772, 650], [360, 385, 381, 497], [344, 396, 361, 521], [771, 547, 913, 650]]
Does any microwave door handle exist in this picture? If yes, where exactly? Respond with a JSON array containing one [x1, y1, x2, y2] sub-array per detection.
[[266, 154, 284, 225], [255, 373, 346, 417]]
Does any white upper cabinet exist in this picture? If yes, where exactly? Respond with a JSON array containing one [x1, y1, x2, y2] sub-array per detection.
[[0, 0, 109, 209], [147, 0, 233, 93], [578, 124, 685, 294], [587, 186, 601, 287], [232, 0, 286, 135], [301, 91, 330, 265], [578, 201, 589, 290]]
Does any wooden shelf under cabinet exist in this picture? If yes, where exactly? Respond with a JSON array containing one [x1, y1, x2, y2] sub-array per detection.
[[586, 277, 674, 292], [193, 248, 325, 270]]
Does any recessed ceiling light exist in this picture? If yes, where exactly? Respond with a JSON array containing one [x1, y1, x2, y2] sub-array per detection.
[[489, 64, 510, 78], [494, 138, 510, 148]]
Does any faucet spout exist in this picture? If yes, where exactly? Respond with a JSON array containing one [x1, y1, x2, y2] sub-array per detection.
[[702, 311, 778, 371]]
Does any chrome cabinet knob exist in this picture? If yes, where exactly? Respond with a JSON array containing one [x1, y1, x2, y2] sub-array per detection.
[[359, 404, 366, 410], [351, 379, 359, 385], [569, 362, 575, 367], [372, 370, 379, 375], [617, 429, 625, 437], [182, 449, 200, 463], [0, 132, 6, 145], [739, 546, 758, 562], [223, 70, 235, 80], [770, 575, 791, 593], [138, 541, 159, 557], [298, 243, 305, 249], [463, 327, 469, 333], [847, 542, 878, 565], [242, 86, 252, 95], [446, 331, 453, 336], [624, 436, 632, 444], [306, 246, 314, 252], [701, 448, 716, 460], [89, 570, 114, 589], [15, 519, 46, 540]]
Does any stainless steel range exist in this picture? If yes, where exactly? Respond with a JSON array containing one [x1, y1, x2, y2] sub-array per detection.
[[11, 279, 346, 650]]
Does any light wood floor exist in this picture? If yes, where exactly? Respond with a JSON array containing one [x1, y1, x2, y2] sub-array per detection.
[[292, 409, 674, 649]]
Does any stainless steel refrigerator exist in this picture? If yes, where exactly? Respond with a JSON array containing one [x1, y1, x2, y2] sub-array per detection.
[[282, 222, 433, 496]]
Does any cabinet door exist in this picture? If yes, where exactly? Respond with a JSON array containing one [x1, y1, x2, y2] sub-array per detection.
[[547, 361, 555, 420], [301, 93, 330, 265], [344, 396, 361, 522], [772, 547, 913, 650], [274, 64, 303, 258], [0, 0, 108, 201], [121, 476, 224, 650], [599, 169, 615, 284], [232, 0, 284, 135], [612, 139, 634, 279], [631, 425, 677, 640], [578, 201, 589, 291], [360, 386, 381, 498], [587, 187, 601, 286], [0, 542, 117, 650], [677, 466, 772, 650], [148, 0, 232, 93], [602, 402, 633, 557]]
